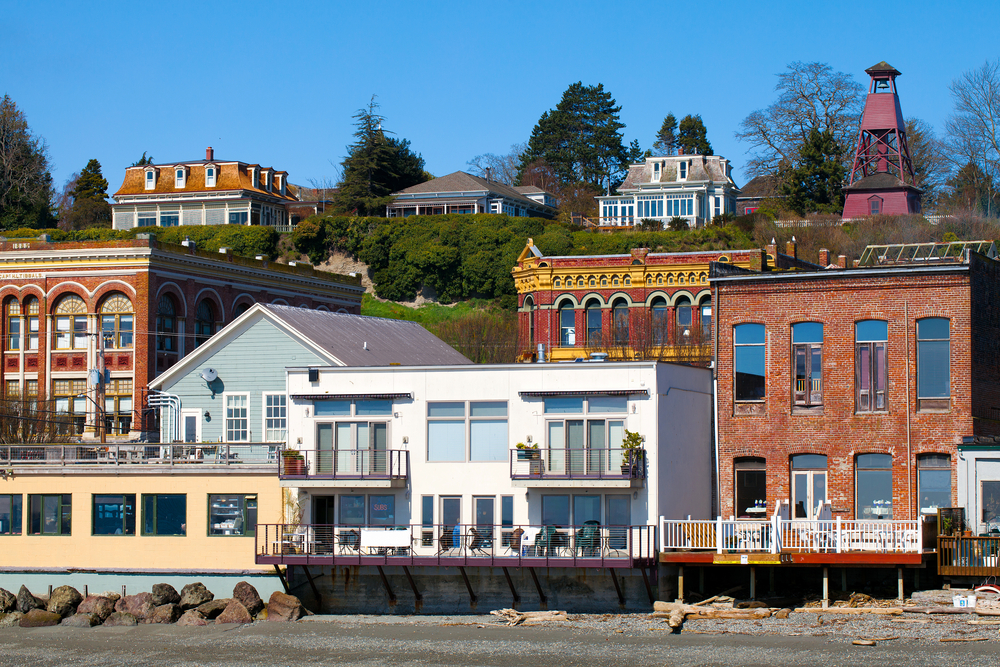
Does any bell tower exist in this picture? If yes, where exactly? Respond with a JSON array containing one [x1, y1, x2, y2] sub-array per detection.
[[842, 61, 922, 218]]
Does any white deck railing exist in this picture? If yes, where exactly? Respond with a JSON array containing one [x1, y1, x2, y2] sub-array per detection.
[[659, 516, 923, 554]]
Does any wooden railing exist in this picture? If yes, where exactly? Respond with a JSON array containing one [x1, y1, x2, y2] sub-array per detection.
[[938, 535, 1000, 576]]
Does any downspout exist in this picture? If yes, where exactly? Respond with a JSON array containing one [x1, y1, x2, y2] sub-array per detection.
[[712, 280, 721, 517], [905, 300, 913, 519]]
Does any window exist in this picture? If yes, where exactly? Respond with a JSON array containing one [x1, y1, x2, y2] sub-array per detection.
[[29, 494, 71, 535], [470, 401, 507, 461], [734, 323, 765, 401], [208, 494, 257, 536], [160, 211, 179, 226], [524, 297, 535, 346], [5, 299, 19, 350], [156, 295, 176, 352], [651, 298, 668, 345], [100, 293, 133, 349], [559, 302, 575, 346], [792, 322, 823, 408], [426, 401, 508, 462], [869, 197, 881, 215], [225, 394, 249, 441], [370, 495, 396, 526], [205, 166, 216, 187], [441, 497, 461, 533], [53, 379, 87, 434], [137, 212, 156, 227], [917, 318, 950, 411], [679, 161, 688, 180], [856, 320, 887, 412], [983, 482, 1000, 525], [700, 300, 712, 342], [25, 297, 38, 351], [229, 211, 249, 225], [918, 454, 950, 516], [5, 380, 17, 397], [542, 495, 570, 526], [93, 494, 136, 535], [652, 162, 661, 182], [427, 403, 465, 462], [0, 494, 22, 535], [195, 299, 215, 347], [142, 494, 186, 535], [735, 458, 767, 517], [315, 399, 390, 474], [264, 393, 287, 441], [856, 454, 893, 520], [340, 495, 366, 525], [585, 301, 602, 346], [421, 495, 434, 545], [545, 395, 626, 474], [790, 454, 827, 519], [612, 300, 629, 345], [104, 378, 133, 435], [54, 294, 88, 349], [676, 297, 692, 342], [175, 168, 185, 188]]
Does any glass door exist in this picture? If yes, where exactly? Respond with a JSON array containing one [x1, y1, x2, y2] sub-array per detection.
[[474, 497, 494, 544], [317, 423, 333, 473], [371, 422, 387, 474], [791, 471, 827, 519], [606, 495, 630, 550]]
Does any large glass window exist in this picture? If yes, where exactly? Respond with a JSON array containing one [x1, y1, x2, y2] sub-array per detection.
[[427, 401, 508, 462], [983, 482, 1000, 525], [917, 454, 951, 516], [917, 318, 950, 410], [225, 394, 249, 442], [542, 495, 570, 527], [545, 396, 626, 474], [612, 300, 629, 345], [791, 454, 827, 519], [369, 495, 396, 526], [5, 299, 20, 350], [856, 454, 893, 520], [734, 323, 765, 401], [142, 494, 186, 535], [470, 401, 508, 462], [675, 297, 692, 342], [99, 293, 133, 349], [156, 295, 176, 353], [53, 379, 87, 434], [93, 494, 136, 535], [54, 294, 88, 350], [195, 300, 215, 347], [0, 494, 22, 535], [700, 300, 712, 342], [208, 494, 257, 536], [524, 297, 534, 346], [735, 458, 767, 517], [29, 494, 71, 535], [586, 301, 602, 347], [25, 298, 38, 351], [427, 402, 467, 462], [104, 379, 133, 436], [792, 322, 823, 408], [264, 393, 287, 442], [856, 320, 887, 412], [651, 298, 668, 345], [559, 303, 575, 346]]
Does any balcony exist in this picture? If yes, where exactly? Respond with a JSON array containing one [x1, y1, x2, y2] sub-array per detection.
[[0, 443, 277, 474], [279, 449, 408, 488], [938, 535, 1000, 576], [509, 447, 644, 488], [256, 522, 657, 569]]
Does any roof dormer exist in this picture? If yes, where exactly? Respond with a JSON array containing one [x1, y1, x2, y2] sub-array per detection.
[[250, 165, 259, 189], [144, 167, 157, 190], [262, 168, 272, 192], [275, 171, 287, 196], [174, 165, 188, 189], [204, 163, 217, 188], [678, 159, 689, 181]]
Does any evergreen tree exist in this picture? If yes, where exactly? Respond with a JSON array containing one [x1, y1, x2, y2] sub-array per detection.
[[780, 129, 846, 215], [677, 115, 713, 155], [627, 139, 644, 165], [938, 161, 998, 216], [334, 97, 428, 216], [517, 82, 629, 193], [131, 152, 155, 166], [652, 113, 678, 156], [72, 159, 109, 202], [60, 158, 111, 230], [0, 94, 54, 230]]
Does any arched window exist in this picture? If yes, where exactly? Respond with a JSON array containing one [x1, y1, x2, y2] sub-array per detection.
[[156, 295, 176, 352], [856, 320, 887, 413], [54, 294, 87, 350], [612, 299, 629, 345], [5, 299, 20, 351], [650, 297, 668, 345], [558, 301, 575, 347], [524, 296, 534, 346], [585, 300, 602, 347], [100, 293, 133, 349], [24, 297, 38, 351], [195, 300, 215, 347], [734, 323, 765, 401], [234, 302, 251, 317], [675, 296, 692, 342]]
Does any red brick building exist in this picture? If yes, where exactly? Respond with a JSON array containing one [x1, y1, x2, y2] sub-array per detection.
[[711, 243, 1000, 523], [0, 234, 362, 440]]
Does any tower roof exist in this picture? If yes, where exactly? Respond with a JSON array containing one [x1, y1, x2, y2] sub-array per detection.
[[865, 61, 901, 77]]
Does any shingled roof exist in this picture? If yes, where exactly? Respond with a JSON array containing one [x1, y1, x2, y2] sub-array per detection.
[[392, 171, 549, 209]]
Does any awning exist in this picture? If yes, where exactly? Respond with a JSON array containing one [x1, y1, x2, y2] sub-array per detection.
[[517, 389, 648, 398], [291, 393, 412, 401]]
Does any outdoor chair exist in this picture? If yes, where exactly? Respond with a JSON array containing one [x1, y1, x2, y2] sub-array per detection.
[[575, 520, 601, 556], [468, 527, 491, 556], [337, 529, 360, 554], [534, 526, 557, 556]]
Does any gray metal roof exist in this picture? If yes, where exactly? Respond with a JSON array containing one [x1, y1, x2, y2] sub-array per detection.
[[264, 304, 473, 366]]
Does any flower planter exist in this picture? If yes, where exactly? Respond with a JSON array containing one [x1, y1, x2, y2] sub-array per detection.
[[283, 457, 306, 476], [517, 450, 539, 460]]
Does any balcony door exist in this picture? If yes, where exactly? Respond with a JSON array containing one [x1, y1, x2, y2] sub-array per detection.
[[548, 419, 623, 474], [319, 422, 388, 475], [791, 454, 828, 519]]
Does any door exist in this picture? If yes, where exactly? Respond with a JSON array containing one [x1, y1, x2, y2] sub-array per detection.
[[371, 422, 387, 474], [313, 496, 334, 524], [181, 410, 200, 443], [792, 471, 827, 519], [475, 497, 495, 544], [606, 495, 630, 550], [317, 423, 334, 474]]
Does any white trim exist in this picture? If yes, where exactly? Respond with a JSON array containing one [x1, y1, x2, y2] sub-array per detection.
[[262, 391, 288, 443], [223, 392, 251, 442], [180, 408, 202, 443]]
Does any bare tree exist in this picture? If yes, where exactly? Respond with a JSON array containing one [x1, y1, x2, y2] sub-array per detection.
[[599, 309, 710, 366], [466, 143, 526, 186], [735, 62, 864, 179], [905, 118, 949, 213], [0, 394, 70, 444], [431, 310, 519, 364], [946, 59, 1000, 217]]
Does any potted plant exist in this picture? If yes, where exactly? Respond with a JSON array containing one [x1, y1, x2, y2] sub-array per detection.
[[621, 429, 644, 475], [281, 448, 306, 476], [515, 442, 539, 460]]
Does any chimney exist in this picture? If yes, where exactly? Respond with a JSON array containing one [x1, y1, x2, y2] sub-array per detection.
[[766, 237, 777, 258], [837, 255, 847, 268], [786, 236, 797, 259], [677, 146, 684, 156], [819, 248, 830, 266], [206, 146, 214, 161]]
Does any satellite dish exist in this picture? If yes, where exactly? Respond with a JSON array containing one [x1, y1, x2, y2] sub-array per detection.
[[200, 368, 218, 383]]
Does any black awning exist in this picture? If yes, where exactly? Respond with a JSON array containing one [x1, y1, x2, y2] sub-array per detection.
[[292, 393, 413, 401], [518, 389, 648, 398]]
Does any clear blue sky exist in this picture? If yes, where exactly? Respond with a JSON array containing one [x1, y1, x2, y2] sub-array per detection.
[[2, 0, 997, 196]]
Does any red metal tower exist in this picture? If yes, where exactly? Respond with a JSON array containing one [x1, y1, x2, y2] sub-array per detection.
[[842, 61, 922, 218]]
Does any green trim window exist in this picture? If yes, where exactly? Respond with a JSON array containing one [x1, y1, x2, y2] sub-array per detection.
[[93, 494, 136, 535], [208, 494, 257, 536], [142, 494, 186, 536], [0, 494, 22, 535], [29, 494, 71, 535]]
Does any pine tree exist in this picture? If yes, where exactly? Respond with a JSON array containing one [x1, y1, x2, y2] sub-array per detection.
[[131, 152, 155, 167], [652, 113, 678, 156], [71, 159, 109, 202], [781, 129, 846, 215], [60, 159, 111, 230], [677, 115, 713, 155], [0, 94, 54, 230]]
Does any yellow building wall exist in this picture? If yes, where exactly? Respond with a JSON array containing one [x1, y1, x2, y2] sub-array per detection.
[[0, 473, 280, 572]]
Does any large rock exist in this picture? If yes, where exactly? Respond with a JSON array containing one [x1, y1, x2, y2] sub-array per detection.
[[103, 612, 138, 627], [0, 611, 24, 627], [115, 593, 155, 621], [77, 596, 115, 622], [266, 592, 304, 622], [148, 603, 181, 624], [196, 599, 230, 619], [216, 599, 252, 625], [19, 609, 61, 627], [16, 586, 44, 614], [47, 585, 83, 617], [100, 591, 121, 603], [0, 587, 15, 612], [232, 581, 264, 616], [179, 582, 214, 610], [175, 609, 209, 626], [150, 583, 180, 606], [61, 613, 100, 628]]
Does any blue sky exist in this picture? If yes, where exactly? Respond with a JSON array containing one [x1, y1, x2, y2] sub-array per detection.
[[2, 0, 997, 196]]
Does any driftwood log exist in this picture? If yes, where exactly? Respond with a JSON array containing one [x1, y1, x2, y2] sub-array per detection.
[[792, 607, 903, 615], [490, 609, 570, 626]]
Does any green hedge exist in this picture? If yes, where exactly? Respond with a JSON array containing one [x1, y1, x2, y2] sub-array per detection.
[[0, 225, 279, 258]]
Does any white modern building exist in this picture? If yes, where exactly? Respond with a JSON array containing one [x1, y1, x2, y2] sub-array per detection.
[[597, 153, 740, 229]]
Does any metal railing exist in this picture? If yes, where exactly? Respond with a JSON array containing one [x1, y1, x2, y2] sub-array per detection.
[[660, 516, 924, 554], [509, 447, 644, 481], [255, 522, 657, 567], [0, 443, 279, 467], [938, 535, 1000, 576], [279, 449, 408, 480]]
